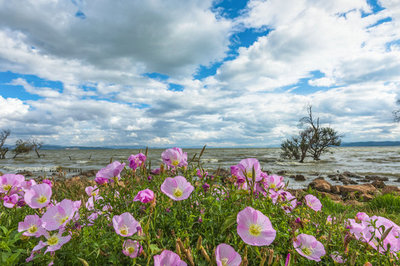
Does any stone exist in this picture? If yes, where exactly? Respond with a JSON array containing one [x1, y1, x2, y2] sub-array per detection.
[[365, 175, 389, 181], [277, 170, 286, 175], [396, 178, 400, 183], [309, 178, 332, 193], [371, 180, 385, 189], [381, 185, 400, 195], [294, 174, 306, 181], [319, 192, 342, 201], [339, 184, 377, 195], [16, 170, 33, 177], [343, 171, 362, 179], [331, 185, 341, 194], [359, 194, 374, 202]]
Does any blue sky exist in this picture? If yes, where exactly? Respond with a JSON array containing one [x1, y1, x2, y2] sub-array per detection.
[[0, 0, 399, 147]]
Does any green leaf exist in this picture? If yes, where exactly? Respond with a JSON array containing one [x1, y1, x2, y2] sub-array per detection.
[[149, 244, 161, 255], [221, 213, 237, 232]]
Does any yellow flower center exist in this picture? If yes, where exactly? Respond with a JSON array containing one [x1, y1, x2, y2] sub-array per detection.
[[246, 171, 253, 179], [120, 226, 129, 236], [270, 183, 276, 189], [221, 257, 229, 266], [127, 246, 135, 254], [60, 216, 69, 224], [302, 247, 312, 256], [3, 184, 12, 191], [47, 235, 59, 246], [173, 188, 183, 198], [249, 224, 262, 236], [37, 195, 47, 204], [172, 160, 179, 166], [28, 225, 38, 234], [91, 191, 97, 196]]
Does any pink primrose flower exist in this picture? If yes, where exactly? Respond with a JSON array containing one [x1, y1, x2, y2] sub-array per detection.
[[24, 183, 52, 209], [134, 189, 155, 203], [215, 243, 242, 266], [330, 251, 346, 263], [293, 234, 326, 262], [42, 199, 80, 231], [264, 175, 284, 191], [85, 186, 99, 197], [305, 194, 322, 212], [153, 250, 187, 266], [3, 193, 19, 208], [128, 153, 146, 170], [21, 179, 37, 192], [122, 239, 141, 258], [236, 158, 262, 183], [161, 147, 188, 168], [95, 161, 126, 183], [236, 206, 276, 246], [42, 229, 71, 254], [112, 212, 140, 237], [161, 176, 194, 201], [18, 214, 46, 237], [0, 174, 25, 194]]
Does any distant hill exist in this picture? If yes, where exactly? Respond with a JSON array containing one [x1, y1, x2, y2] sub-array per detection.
[[341, 141, 400, 147]]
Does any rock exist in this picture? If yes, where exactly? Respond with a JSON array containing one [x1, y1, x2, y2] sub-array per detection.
[[294, 174, 306, 181], [309, 178, 332, 193], [289, 175, 295, 179], [358, 179, 369, 183], [359, 194, 374, 202], [17, 170, 34, 177], [319, 192, 342, 201], [371, 180, 385, 189], [348, 180, 358, 185], [342, 180, 350, 185], [328, 174, 337, 179], [277, 170, 286, 175], [381, 185, 400, 195], [339, 184, 377, 195], [331, 185, 341, 194], [396, 178, 400, 183], [344, 200, 363, 206], [73, 169, 98, 178], [343, 171, 362, 179], [365, 175, 389, 181]]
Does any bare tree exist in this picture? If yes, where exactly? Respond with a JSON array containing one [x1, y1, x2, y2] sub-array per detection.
[[13, 139, 33, 159], [281, 106, 342, 162], [30, 138, 43, 158], [0, 129, 10, 159], [394, 99, 400, 122]]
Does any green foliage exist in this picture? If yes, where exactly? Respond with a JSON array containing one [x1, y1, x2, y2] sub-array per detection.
[[0, 152, 399, 265]]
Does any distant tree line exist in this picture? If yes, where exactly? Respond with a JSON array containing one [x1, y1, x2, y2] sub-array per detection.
[[0, 129, 43, 159], [281, 106, 342, 163]]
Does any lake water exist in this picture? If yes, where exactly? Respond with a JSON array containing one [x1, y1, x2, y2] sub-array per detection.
[[1, 147, 399, 189]]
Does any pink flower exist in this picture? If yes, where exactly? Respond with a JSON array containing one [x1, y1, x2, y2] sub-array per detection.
[[128, 153, 146, 170], [112, 212, 140, 237], [153, 250, 187, 266], [21, 179, 37, 192], [196, 169, 208, 179], [18, 214, 46, 237], [0, 174, 25, 194], [161, 147, 188, 167], [161, 176, 194, 201], [42, 229, 72, 254], [24, 183, 52, 209], [356, 212, 369, 222], [134, 189, 154, 203], [264, 175, 284, 191], [95, 161, 126, 183], [42, 199, 80, 231], [42, 179, 52, 187], [122, 239, 141, 258], [236, 206, 276, 246], [330, 251, 346, 263], [305, 194, 322, 212], [215, 243, 241, 266], [85, 186, 99, 197], [236, 158, 262, 183], [3, 193, 19, 208], [293, 234, 326, 262], [269, 190, 297, 213]]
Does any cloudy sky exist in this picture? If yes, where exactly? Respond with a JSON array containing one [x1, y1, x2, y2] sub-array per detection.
[[0, 0, 399, 148]]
